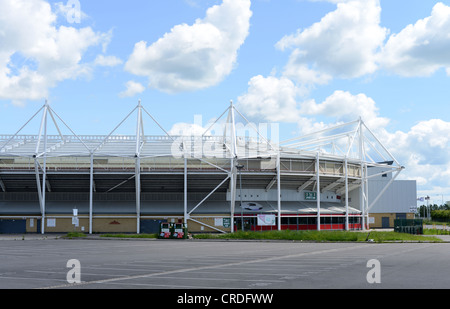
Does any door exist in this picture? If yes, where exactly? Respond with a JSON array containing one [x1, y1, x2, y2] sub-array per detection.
[[381, 217, 390, 228], [0, 219, 26, 234], [140, 219, 166, 234]]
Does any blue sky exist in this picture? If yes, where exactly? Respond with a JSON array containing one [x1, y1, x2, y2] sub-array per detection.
[[1, 0, 450, 204]]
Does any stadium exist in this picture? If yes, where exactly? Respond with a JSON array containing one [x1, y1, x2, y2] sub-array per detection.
[[0, 101, 407, 234]]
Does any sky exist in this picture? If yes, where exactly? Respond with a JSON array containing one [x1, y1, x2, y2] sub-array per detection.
[[1, 0, 449, 205]]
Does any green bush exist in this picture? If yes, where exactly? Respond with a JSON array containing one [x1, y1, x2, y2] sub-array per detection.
[[431, 210, 450, 222], [423, 228, 450, 235]]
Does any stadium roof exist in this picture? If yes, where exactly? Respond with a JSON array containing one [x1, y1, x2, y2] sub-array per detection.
[[0, 101, 403, 171]]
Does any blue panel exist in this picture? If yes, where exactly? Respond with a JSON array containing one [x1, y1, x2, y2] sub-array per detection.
[[0, 219, 26, 234]]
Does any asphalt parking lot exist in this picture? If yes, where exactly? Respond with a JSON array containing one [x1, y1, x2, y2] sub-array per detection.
[[0, 236, 449, 291]]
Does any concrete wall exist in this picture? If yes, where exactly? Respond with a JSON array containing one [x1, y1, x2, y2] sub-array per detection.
[[368, 213, 415, 228], [21, 214, 233, 234], [349, 179, 417, 214]]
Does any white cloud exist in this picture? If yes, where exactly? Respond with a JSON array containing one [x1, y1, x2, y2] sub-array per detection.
[[281, 60, 332, 86], [236, 75, 304, 123], [381, 2, 450, 77], [236, 0, 389, 132], [409, 119, 450, 150], [0, 0, 109, 103], [300, 90, 390, 130], [119, 81, 145, 98], [124, 0, 252, 93], [94, 55, 123, 67], [383, 119, 450, 192], [278, 1, 450, 80], [236, 74, 388, 130], [387, 119, 450, 164], [276, 0, 387, 82], [168, 123, 208, 136], [53, 1, 89, 23]]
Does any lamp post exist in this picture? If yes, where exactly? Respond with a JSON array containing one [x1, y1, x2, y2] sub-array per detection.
[[236, 164, 244, 231], [425, 196, 430, 220]]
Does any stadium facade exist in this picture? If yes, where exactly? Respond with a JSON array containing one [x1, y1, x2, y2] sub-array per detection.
[[0, 101, 412, 234]]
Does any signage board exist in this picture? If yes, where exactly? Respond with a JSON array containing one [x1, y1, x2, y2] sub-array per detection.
[[223, 218, 231, 228], [305, 192, 317, 200], [257, 214, 276, 226]]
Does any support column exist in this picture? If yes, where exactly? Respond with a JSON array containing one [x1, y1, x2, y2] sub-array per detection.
[[184, 156, 188, 226], [89, 152, 94, 234], [230, 159, 237, 233], [364, 164, 369, 230], [276, 152, 281, 231], [42, 137, 47, 234], [229, 100, 238, 233], [360, 164, 366, 231], [316, 152, 321, 231], [135, 100, 142, 234], [345, 158, 349, 231], [359, 118, 366, 231], [36, 102, 48, 235], [135, 155, 141, 234], [35, 160, 45, 234]]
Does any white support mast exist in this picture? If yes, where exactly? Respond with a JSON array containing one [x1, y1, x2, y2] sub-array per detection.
[[184, 156, 188, 226], [135, 100, 143, 234], [359, 118, 366, 230], [316, 151, 321, 231], [89, 152, 94, 234], [276, 151, 281, 231], [229, 100, 238, 233], [35, 101, 49, 234], [345, 157, 349, 231]]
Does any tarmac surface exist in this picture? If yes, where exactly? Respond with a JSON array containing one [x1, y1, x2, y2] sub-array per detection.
[[0, 234, 449, 290]]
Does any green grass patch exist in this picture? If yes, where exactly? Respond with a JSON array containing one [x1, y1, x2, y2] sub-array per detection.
[[423, 228, 450, 235], [365, 231, 440, 242], [64, 232, 87, 238], [193, 230, 441, 242], [100, 233, 158, 239]]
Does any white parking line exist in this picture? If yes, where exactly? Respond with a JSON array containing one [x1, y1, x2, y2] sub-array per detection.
[[96, 281, 234, 289], [133, 276, 284, 283], [0, 276, 67, 282], [80, 266, 169, 272], [25, 270, 131, 278], [38, 243, 368, 289]]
